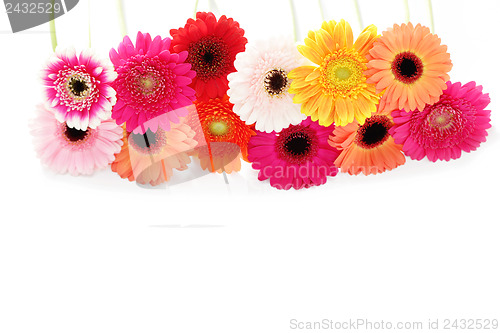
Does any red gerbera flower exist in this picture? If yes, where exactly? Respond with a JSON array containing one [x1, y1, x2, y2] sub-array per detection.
[[170, 12, 247, 101]]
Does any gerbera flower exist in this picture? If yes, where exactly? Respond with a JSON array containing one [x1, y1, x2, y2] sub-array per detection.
[[288, 19, 380, 127], [329, 108, 405, 175], [248, 118, 339, 190], [366, 23, 453, 112], [188, 96, 255, 173], [390, 81, 491, 162], [111, 119, 197, 186], [30, 104, 123, 176], [170, 12, 247, 101], [109, 32, 196, 134], [42, 47, 117, 130], [227, 37, 307, 133]]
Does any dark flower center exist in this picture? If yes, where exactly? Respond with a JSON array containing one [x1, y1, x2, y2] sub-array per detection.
[[69, 77, 88, 97], [64, 125, 89, 142], [277, 125, 318, 164], [284, 135, 311, 156], [188, 36, 230, 81], [391, 52, 424, 84], [203, 52, 215, 64], [128, 128, 167, 155], [130, 129, 158, 150], [355, 115, 392, 149], [264, 68, 289, 96]]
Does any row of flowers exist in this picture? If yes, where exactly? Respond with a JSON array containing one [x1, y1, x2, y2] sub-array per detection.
[[31, 12, 491, 190]]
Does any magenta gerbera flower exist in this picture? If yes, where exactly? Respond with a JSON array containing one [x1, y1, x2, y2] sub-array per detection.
[[30, 104, 123, 176], [390, 81, 491, 162], [248, 118, 339, 190], [109, 32, 196, 134], [42, 47, 117, 130]]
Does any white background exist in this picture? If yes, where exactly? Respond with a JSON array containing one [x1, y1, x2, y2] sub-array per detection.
[[0, 0, 499, 332]]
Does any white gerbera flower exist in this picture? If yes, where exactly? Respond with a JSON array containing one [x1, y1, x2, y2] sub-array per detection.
[[227, 37, 307, 133]]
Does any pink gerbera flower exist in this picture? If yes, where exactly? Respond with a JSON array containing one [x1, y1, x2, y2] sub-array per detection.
[[390, 81, 491, 162], [248, 118, 339, 190], [30, 104, 123, 176], [42, 47, 117, 130], [109, 32, 196, 134]]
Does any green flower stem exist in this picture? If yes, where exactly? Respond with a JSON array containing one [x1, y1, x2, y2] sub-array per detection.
[[318, 0, 325, 21], [427, 0, 435, 33], [289, 0, 298, 42], [88, 0, 92, 48], [116, 0, 127, 37], [193, 0, 199, 18], [403, 0, 410, 23], [49, 0, 57, 51], [353, 0, 363, 30]]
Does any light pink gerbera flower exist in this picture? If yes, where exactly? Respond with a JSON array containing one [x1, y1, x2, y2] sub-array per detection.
[[42, 47, 117, 130], [390, 81, 491, 162], [30, 104, 123, 176], [109, 32, 196, 134]]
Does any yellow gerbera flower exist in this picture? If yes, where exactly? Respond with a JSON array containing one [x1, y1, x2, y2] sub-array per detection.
[[288, 19, 380, 127]]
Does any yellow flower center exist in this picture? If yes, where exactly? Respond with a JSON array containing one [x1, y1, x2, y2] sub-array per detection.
[[319, 48, 366, 98], [335, 67, 352, 80], [137, 74, 158, 95], [209, 121, 228, 136]]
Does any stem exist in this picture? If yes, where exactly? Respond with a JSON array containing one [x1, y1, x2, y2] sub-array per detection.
[[88, 0, 92, 48], [193, 0, 199, 18], [49, 0, 57, 51], [116, 0, 127, 37], [427, 0, 435, 33], [208, 0, 219, 16], [403, 0, 410, 23], [353, 0, 363, 30], [288, 0, 298, 43], [318, 0, 325, 21]]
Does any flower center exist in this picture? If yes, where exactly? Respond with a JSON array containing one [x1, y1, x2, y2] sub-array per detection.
[[209, 121, 229, 136], [285, 135, 311, 156], [263, 68, 289, 96], [64, 125, 89, 142], [427, 104, 454, 129], [276, 125, 318, 164], [188, 36, 230, 81], [319, 49, 365, 97], [355, 115, 392, 149], [391, 52, 424, 84], [68, 77, 88, 97], [129, 128, 166, 155], [65, 73, 92, 99], [418, 103, 467, 145], [137, 74, 158, 94]]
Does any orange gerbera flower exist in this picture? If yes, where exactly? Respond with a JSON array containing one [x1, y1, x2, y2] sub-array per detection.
[[288, 19, 380, 127], [366, 23, 452, 112], [328, 108, 405, 175], [188, 96, 255, 173], [111, 122, 197, 186]]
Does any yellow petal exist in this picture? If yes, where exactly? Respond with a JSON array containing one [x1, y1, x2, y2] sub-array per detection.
[[305, 68, 321, 82], [315, 29, 334, 55], [292, 84, 321, 104], [354, 24, 378, 56], [318, 95, 334, 126], [297, 45, 323, 65], [288, 66, 315, 80]]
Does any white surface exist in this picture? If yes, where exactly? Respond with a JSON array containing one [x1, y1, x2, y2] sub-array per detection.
[[0, 0, 499, 332]]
